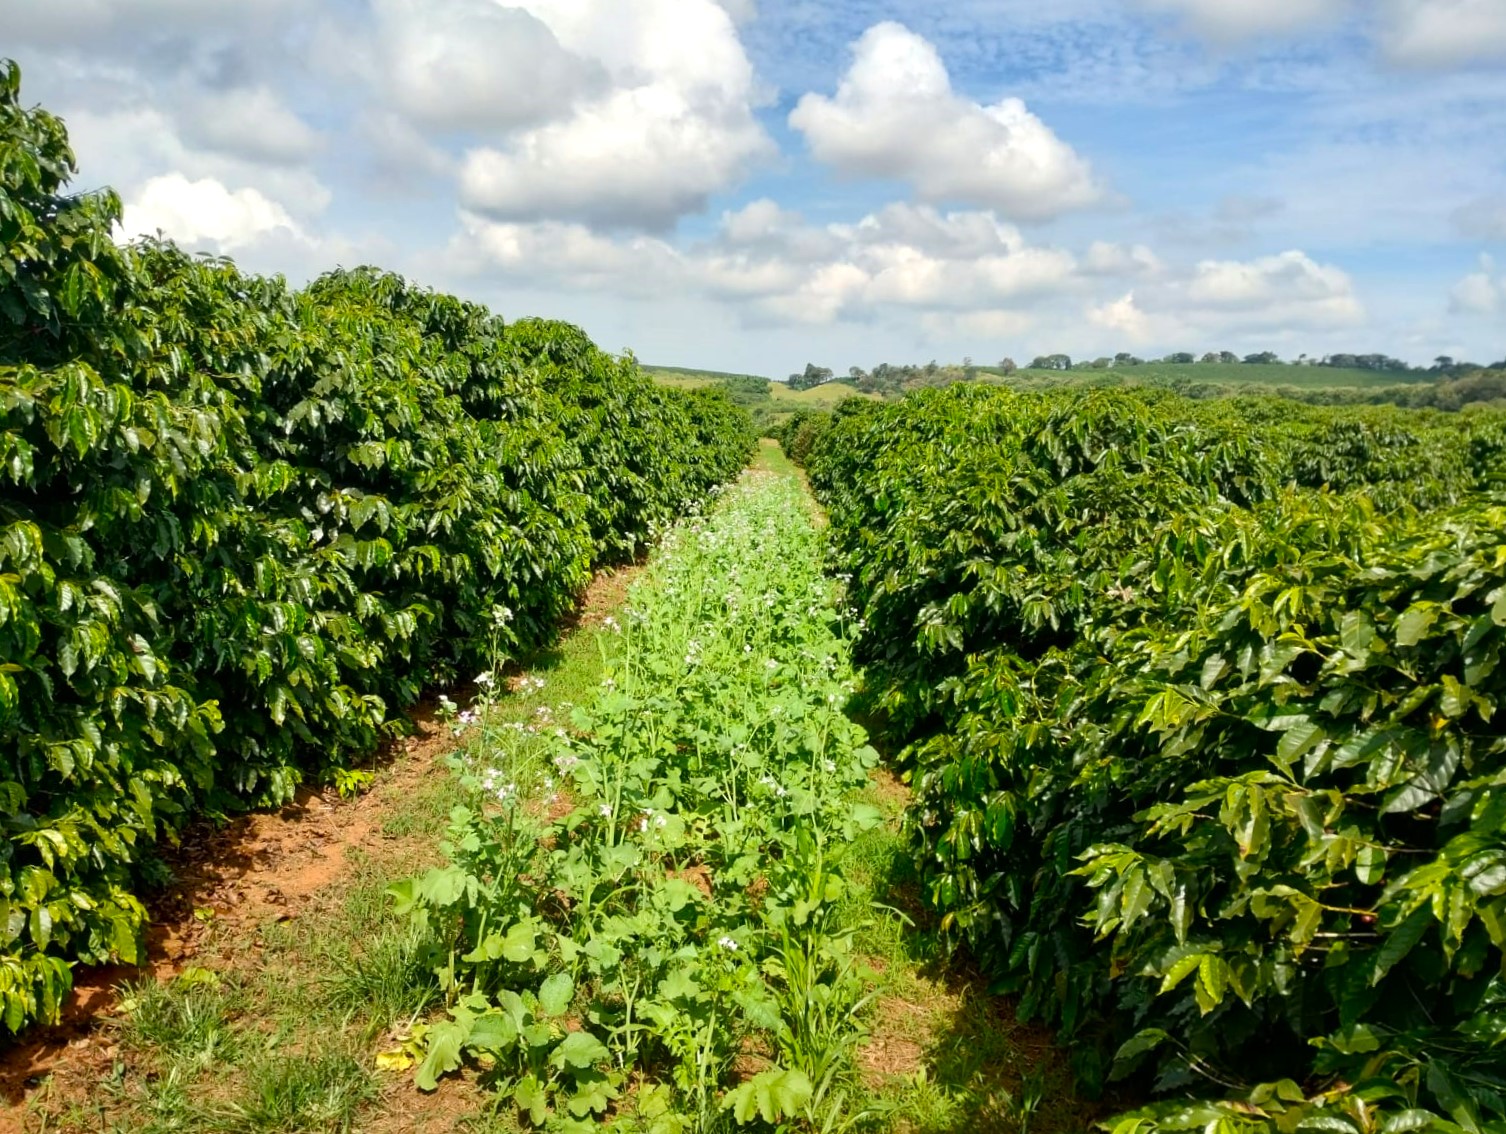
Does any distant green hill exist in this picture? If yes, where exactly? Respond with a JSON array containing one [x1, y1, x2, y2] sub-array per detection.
[[645, 365, 773, 386], [980, 361, 1432, 389], [645, 367, 879, 430]]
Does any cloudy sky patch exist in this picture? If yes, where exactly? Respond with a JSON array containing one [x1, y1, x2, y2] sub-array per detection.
[[2, 0, 1501, 373]]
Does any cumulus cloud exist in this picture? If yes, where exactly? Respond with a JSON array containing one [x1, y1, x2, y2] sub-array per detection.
[[1083, 241, 1162, 276], [1380, 0, 1506, 66], [456, 0, 772, 230], [177, 85, 322, 165], [122, 173, 308, 251], [1450, 256, 1502, 314], [788, 22, 1104, 221], [1185, 250, 1362, 325], [1078, 253, 1364, 355], [450, 195, 1369, 349], [453, 200, 1083, 324], [1135, 0, 1348, 42], [62, 105, 333, 224], [368, 0, 603, 133], [1088, 292, 1159, 342]]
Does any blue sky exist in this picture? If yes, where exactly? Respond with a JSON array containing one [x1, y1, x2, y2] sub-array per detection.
[[3, 0, 1504, 375]]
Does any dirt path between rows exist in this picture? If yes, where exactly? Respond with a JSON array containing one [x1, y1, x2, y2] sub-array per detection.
[[0, 564, 644, 1127]]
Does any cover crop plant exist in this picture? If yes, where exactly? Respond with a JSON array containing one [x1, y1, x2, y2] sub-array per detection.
[[393, 473, 885, 1132]]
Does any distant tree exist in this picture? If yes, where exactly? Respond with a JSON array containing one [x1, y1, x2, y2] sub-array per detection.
[[1322, 353, 1411, 373], [1114, 352, 1143, 366], [1089, 356, 1113, 369], [1165, 352, 1195, 364], [1218, 351, 1239, 364], [786, 363, 834, 391], [1029, 354, 1072, 371], [1434, 356, 1455, 371], [848, 365, 868, 383], [998, 357, 1018, 374], [1200, 352, 1221, 364], [962, 356, 978, 381], [1243, 351, 1280, 364]]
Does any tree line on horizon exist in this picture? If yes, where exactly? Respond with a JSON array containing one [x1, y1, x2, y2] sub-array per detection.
[[785, 350, 1505, 398]]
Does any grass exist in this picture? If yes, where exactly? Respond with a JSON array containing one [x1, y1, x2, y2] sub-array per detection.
[[769, 381, 876, 406], [828, 776, 1100, 1134], [643, 364, 775, 385]]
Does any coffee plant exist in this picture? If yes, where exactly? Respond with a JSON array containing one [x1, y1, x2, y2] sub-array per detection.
[[794, 383, 1506, 1131], [0, 64, 753, 1036]]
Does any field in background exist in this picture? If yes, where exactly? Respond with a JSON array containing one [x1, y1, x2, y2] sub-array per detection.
[[648, 361, 1442, 414], [646, 367, 879, 426], [979, 360, 1434, 388]]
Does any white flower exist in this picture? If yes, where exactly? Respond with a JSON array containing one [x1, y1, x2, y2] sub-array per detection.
[[764, 659, 778, 671], [717, 935, 739, 951], [475, 672, 494, 688], [599, 804, 612, 817]]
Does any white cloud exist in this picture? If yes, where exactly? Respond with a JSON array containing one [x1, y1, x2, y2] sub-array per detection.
[[448, 197, 1370, 352], [1450, 273, 1500, 314], [454, 200, 1082, 325], [122, 173, 307, 252], [368, 0, 602, 133], [788, 22, 1104, 221], [449, 213, 683, 296], [455, 0, 772, 229], [1185, 250, 1363, 327], [1088, 292, 1158, 342], [1450, 255, 1501, 314], [177, 85, 322, 165], [62, 105, 333, 224], [1381, 0, 1506, 66], [920, 310, 1038, 340], [1083, 241, 1162, 276], [1135, 0, 1349, 42]]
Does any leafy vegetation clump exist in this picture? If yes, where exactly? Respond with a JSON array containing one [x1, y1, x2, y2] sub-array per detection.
[[392, 474, 885, 1131], [0, 64, 753, 1036], [794, 382, 1506, 1131]]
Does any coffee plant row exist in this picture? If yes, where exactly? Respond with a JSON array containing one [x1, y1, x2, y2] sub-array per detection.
[[788, 386, 1506, 1132], [0, 64, 754, 1036], [393, 474, 883, 1132]]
